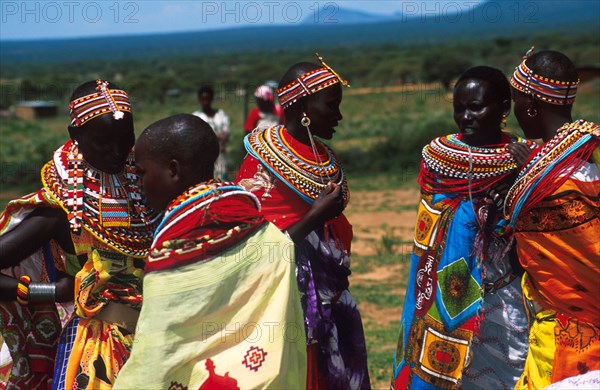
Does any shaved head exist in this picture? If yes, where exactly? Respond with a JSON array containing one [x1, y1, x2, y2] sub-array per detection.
[[140, 114, 218, 171]]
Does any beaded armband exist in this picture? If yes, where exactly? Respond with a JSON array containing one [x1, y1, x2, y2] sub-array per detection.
[[16, 275, 31, 306]]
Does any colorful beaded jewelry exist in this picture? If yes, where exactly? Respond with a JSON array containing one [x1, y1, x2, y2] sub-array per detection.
[[66, 145, 84, 231], [245, 125, 349, 206], [42, 140, 161, 257], [16, 275, 31, 306], [277, 53, 349, 108], [511, 47, 579, 105], [419, 134, 532, 194], [504, 120, 600, 226], [69, 80, 131, 127]]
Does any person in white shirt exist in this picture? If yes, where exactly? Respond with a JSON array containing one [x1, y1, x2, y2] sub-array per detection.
[[193, 85, 230, 179]]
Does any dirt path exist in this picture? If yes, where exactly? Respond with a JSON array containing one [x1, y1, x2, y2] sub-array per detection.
[[345, 188, 419, 256]]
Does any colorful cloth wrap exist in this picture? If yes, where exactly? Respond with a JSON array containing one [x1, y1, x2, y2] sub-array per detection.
[[237, 126, 370, 389], [392, 133, 532, 390], [0, 190, 75, 390], [113, 181, 307, 389], [505, 120, 600, 388], [37, 141, 161, 390]]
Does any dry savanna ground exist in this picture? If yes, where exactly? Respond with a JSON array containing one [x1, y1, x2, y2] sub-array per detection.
[[344, 186, 420, 388]]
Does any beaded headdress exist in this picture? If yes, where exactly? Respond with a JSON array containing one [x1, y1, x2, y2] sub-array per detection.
[[69, 80, 132, 127], [277, 53, 349, 108], [510, 47, 579, 105]]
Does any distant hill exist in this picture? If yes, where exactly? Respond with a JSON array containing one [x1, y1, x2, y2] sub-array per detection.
[[1, 0, 598, 65]]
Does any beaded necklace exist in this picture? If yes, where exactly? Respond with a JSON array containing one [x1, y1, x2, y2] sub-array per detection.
[[153, 180, 259, 243], [419, 133, 531, 195], [42, 140, 160, 257], [245, 125, 349, 206], [504, 120, 600, 226], [147, 180, 264, 272]]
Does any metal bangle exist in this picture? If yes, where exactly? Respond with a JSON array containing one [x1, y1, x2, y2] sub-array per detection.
[[27, 282, 56, 305]]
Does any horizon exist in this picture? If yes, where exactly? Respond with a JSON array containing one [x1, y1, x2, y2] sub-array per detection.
[[1, 0, 489, 41]]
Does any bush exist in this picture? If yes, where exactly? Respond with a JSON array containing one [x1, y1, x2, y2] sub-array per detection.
[[0, 120, 66, 186]]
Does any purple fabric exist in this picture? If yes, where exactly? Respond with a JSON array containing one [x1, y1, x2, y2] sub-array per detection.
[[296, 227, 370, 390]]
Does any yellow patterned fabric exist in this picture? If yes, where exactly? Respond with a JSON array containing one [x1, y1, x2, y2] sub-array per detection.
[[61, 234, 143, 389], [65, 318, 135, 390]]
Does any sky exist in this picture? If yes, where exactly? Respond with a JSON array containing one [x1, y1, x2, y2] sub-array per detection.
[[1, 0, 486, 40]]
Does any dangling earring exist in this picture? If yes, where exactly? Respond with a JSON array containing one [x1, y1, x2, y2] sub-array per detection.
[[527, 97, 538, 118], [301, 111, 329, 184], [301, 112, 311, 128], [501, 114, 507, 128], [67, 142, 84, 232]]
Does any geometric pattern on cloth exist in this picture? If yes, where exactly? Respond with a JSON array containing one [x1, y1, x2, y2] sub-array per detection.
[[0, 301, 60, 389], [242, 346, 268, 372], [436, 257, 482, 330], [112, 223, 306, 389], [413, 198, 443, 252], [52, 316, 80, 390], [408, 314, 473, 389]]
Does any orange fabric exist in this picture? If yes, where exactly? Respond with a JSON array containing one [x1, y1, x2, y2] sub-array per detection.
[[64, 318, 134, 389], [552, 313, 600, 383], [515, 175, 600, 325]]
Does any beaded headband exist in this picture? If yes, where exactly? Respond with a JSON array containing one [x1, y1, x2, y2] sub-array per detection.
[[69, 80, 132, 127], [277, 53, 349, 108], [510, 47, 579, 105]]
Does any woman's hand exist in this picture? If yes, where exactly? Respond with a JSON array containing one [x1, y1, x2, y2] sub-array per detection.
[[507, 142, 535, 169], [286, 183, 344, 243], [308, 183, 344, 224]]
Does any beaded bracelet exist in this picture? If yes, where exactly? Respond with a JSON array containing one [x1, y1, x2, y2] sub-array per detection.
[[16, 275, 31, 306]]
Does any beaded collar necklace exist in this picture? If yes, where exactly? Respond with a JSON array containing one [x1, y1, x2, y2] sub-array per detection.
[[504, 120, 600, 226], [42, 140, 160, 257], [245, 125, 349, 206], [419, 133, 532, 194], [153, 180, 259, 243]]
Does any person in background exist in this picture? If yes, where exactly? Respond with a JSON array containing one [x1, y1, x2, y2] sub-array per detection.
[[193, 85, 230, 179], [244, 84, 285, 133]]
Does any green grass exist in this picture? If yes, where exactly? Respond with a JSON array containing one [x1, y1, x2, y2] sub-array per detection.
[[350, 252, 411, 388]]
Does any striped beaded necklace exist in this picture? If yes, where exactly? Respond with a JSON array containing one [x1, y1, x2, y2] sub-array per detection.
[[419, 133, 531, 195], [245, 125, 349, 206], [504, 120, 600, 227]]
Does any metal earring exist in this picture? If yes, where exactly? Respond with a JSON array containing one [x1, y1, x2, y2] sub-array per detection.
[[501, 114, 507, 128], [301, 112, 311, 128], [527, 107, 538, 117]]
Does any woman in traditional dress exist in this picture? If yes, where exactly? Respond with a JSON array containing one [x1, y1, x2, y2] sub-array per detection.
[[236, 54, 370, 389], [504, 49, 600, 389], [0, 80, 160, 389], [114, 114, 306, 389], [391, 66, 534, 389]]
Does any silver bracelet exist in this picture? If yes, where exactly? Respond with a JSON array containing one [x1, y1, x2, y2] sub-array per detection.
[[28, 282, 56, 305]]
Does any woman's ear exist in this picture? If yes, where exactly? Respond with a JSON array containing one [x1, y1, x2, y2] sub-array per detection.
[[168, 159, 180, 180]]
